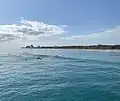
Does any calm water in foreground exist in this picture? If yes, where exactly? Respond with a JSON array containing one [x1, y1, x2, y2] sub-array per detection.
[[0, 49, 120, 101]]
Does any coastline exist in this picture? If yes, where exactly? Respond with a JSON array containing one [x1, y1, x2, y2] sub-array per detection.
[[22, 47, 120, 52], [21, 45, 120, 52], [78, 49, 120, 52]]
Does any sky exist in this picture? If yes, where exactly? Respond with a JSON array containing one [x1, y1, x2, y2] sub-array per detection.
[[0, 0, 120, 48]]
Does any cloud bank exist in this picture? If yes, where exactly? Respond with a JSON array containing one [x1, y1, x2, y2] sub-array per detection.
[[0, 18, 67, 41], [0, 18, 120, 45], [61, 26, 120, 45]]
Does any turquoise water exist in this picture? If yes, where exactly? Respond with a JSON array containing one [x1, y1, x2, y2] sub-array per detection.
[[0, 49, 120, 101]]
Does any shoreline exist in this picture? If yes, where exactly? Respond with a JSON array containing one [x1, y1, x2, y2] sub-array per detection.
[[22, 45, 120, 52], [21, 47, 120, 52]]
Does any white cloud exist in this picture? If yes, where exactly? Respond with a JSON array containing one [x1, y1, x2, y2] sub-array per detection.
[[0, 18, 120, 45], [61, 26, 120, 45], [0, 18, 67, 41]]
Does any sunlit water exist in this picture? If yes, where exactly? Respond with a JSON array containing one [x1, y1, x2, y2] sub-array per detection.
[[0, 49, 120, 101]]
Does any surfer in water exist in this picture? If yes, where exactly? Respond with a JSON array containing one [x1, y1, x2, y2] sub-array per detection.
[[37, 57, 42, 60]]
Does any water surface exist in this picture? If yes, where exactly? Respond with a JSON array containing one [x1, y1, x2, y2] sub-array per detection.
[[0, 49, 120, 101]]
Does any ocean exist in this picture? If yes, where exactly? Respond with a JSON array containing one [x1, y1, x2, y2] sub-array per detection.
[[0, 49, 120, 101]]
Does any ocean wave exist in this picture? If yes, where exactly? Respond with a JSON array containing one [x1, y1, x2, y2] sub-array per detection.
[[6, 52, 120, 66]]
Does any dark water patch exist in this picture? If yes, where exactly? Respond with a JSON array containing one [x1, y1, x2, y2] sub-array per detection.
[[6, 52, 120, 67]]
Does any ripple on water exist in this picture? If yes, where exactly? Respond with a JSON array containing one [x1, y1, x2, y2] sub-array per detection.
[[0, 50, 120, 101]]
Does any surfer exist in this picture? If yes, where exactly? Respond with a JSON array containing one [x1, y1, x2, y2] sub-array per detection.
[[37, 57, 42, 60]]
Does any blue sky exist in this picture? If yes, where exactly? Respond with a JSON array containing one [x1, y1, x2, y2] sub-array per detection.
[[0, 0, 120, 46]]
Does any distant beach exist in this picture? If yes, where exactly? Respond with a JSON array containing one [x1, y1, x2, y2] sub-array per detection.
[[22, 45, 120, 52]]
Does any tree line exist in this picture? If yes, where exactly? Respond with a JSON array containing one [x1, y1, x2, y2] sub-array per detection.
[[23, 44, 120, 49]]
